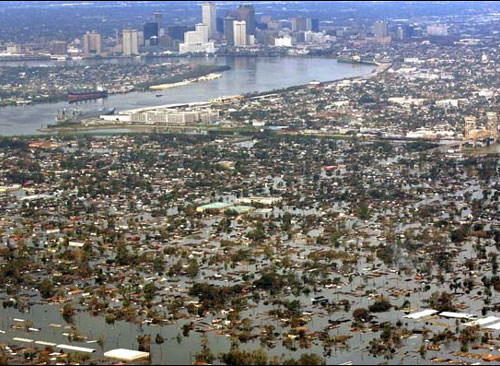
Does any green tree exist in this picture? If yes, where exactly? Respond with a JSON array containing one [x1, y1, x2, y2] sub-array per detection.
[[39, 279, 54, 298]]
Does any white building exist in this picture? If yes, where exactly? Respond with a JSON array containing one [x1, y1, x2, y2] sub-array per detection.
[[388, 97, 426, 106], [179, 24, 216, 53], [122, 29, 139, 56], [233, 20, 247, 46], [427, 25, 448, 37], [304, 31, 330, 44], [435, 99, 459, 108], [202, 2, 217, 38], [274, 36, 292, 47], [130, 108, 219, 125]]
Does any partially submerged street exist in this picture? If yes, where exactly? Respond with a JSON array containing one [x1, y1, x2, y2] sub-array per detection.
[[0, 132, 499, 364], [1, 1, 500, 365]]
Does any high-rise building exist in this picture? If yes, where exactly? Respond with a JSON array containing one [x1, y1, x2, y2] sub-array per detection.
[[138, 31, 145, 46], [310, 18, 320, 32], [238, 5, 255, 35], [187, 23, 208, 43], [154, 11, 163, 27], [426, 25, 448, 37], [83, 31, 101, 56], [168, 26, 191, 41], [224, 17, 236, 44], [123, 29, 139, 56], [487, 112, 498, 141], [373, 21, 388, 37], [83, 32, 101, 56], [396, 24, 414, 40], [159, 35, 174, 48], [261, 15, 272, 24], [233, 20, 247, 46], [202, 2, 217, 38], [216, 17, 224, 34], [144, 23, 159, 42], [51, 41, 67, 55], [291, 17, 308, 32], [179, 23, 215, 53]]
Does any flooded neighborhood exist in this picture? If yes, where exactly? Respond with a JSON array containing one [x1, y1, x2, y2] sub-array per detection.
[[0, 1, 500, 365], [0, 131, 498, 364]]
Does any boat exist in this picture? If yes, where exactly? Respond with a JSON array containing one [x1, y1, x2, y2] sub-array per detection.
[[68, 90, 108, 103], [156, 94, 163, 97]]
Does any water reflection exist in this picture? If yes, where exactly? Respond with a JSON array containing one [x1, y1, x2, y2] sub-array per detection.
[[0, 57, 374, 136]]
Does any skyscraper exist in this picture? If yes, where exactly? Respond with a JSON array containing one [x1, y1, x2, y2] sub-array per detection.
[[238, 5, 255, 35], [202, 2, 217, 38], [396, 24, 413, 40], [216, 17, 224, 34], [153, 11, 164, 36], [168, 26, 191, 41], [291, 16, 307, 32], [179, 23, 215, 53], [224, 17, 236, 44], [373, 21, 388, 37], [154, 11, 163, 27], [83, 31, 101, 56], [487, 112, 498, 141], [122, 29, 139, 56], [233, 20, 247, 46], [51, 41, 67, 56], [310, 18, 320, 32], [144, 23, 159, 43]]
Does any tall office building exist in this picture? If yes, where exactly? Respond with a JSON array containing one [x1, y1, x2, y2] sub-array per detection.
[[233, 20, 247, 46], [144, 22, 159, 43], [202, 2, 217, 38], [238, 5, 255, 35], [153, 11, 164, 36], [224, 17, 236, 44], [154, 11, 163, 27], [310, 18, 320, 32], [216, 17, 224, 34], [261, 15, 272, 24], [83, 31, 101, 56], [291, 17, 308, 32], [138, 31, 145, 46], [373, 21, 388, 37], [487, 112, 498, 141], [427, 25, 448, 37], [123, 29, 139, 56], [396, 24, 414, 40], [179, 23, 215, 53], [168, 26, 190, 41], [51, 41, 67, 55]]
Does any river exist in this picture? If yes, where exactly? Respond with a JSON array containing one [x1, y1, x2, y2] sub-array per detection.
[[0, 56, 374, 136]]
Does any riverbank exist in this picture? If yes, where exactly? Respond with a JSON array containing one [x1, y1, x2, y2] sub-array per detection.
[[149, 72, 223, 91], [243, 61, 387, 99], [38, 123, 258, 134], [38, 61, 389, 135], [0, 57, 374, 136], [0, 64, 230, 109]]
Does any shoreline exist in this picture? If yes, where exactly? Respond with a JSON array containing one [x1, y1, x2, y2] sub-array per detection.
[[149, 72, 222, 91], [0, 56, 376, 110], [38, 62, 389, 135], [0, 65, 230, 109]]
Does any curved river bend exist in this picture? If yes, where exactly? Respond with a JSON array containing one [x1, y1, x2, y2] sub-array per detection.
[[0, 56, 374, 136]]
